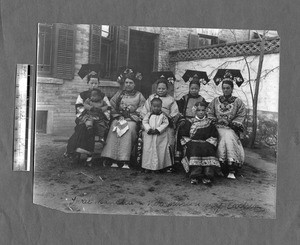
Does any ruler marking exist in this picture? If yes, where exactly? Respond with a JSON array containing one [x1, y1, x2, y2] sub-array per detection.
[[13, 64, 33, 171]]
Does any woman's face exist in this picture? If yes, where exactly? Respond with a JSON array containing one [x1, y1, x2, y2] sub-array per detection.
[[189, 84, 200, 96], [88, 78, 99, 90], [222, 83, 233, 97], [124, 78, 135, 91], [156, 83, 168, 97]]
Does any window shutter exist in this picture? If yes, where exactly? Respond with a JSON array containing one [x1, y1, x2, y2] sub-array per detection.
[[89, 25, 102, 64], [117, 26, 130, 68], [52, 23, 75, 80], [188, 34, 200, 49]]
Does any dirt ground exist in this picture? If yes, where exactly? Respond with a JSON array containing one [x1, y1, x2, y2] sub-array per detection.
[[33, 134, 276, 218]]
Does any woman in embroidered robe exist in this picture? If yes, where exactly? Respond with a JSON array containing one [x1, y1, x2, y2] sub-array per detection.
[[142, 97, 172, 171], [101, 71, 146, 168], [181, 101, 220, 185], [207, 78, 246, 179], [140, 78, 179, 171]]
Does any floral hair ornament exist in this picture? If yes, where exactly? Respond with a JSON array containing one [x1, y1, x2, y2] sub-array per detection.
[[117, 67, 142, 83], [117, 75, 123, 83], [151, 71, 176, 84], [200, 78, 207, 85], [213, 69, 244, 87], [224, 70, 233, 79], [86, 70, 101, 83], [167, 76, 175, 85], [88, 71, 97, 76], [182, 70, 209, 84], [124, 68, 134, 74], [135, 72, 143, 81]]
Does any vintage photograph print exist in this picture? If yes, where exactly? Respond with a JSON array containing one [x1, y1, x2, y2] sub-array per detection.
[[34, 24, 279, 218]]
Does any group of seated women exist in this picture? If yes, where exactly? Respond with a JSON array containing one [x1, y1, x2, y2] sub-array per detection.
[[65, 68, 246, 185]]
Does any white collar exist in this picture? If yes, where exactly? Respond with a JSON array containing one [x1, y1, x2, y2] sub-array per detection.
[[195, 115, 206, 120]]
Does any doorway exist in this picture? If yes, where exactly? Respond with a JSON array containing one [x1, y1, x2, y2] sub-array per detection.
[[128, 30, 157, 98]]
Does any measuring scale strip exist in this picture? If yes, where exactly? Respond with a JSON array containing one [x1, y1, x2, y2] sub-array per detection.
[[13, 64, 33, 171]]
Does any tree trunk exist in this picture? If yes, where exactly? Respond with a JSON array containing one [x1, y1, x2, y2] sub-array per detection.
[[248, 33, 266, 148]]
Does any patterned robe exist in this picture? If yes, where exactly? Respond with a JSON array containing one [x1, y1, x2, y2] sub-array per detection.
[[184, 116, 220, 167], [101, 90, 146, 161], [176, 93, 207, 137], [207, 96, 246, 165]]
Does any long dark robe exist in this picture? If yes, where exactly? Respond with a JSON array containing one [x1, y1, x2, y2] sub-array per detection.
[[66, 89, 108, 155], [176, 93, 207, 136], [66, 123, 95, 154]]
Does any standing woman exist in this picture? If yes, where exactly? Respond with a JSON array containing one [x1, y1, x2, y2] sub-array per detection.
[[207, 74, 246, 179], [65, 70, 111, 164], [141, 75, 180, 172], [101, 69, 146, 168]]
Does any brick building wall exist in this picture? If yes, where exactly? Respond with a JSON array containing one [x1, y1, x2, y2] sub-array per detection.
[[218, 29, 252, 42], [196, 28, 253, 43], [130, 26, 198, 70], [36, 25, 90, 136]]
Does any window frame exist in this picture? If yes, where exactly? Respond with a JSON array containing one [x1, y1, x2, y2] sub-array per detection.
[[37, 23, 54, 76]]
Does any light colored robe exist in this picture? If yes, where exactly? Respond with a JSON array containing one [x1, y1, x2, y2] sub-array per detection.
[[101, 90, 145, 161], [141, 93, 179, 150], [207, 96, 246, 165], [142, 112, 172, 170]]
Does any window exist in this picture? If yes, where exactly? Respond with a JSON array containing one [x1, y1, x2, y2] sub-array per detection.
[[101, 25, 114, 39], [37, 23, 75, 80], [188, 33, 225, 49], [89, 25, 129, 79], [37, 24, 53, 75]]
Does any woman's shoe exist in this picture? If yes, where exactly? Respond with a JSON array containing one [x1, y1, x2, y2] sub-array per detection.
[[111, 163, 119, 168], [191, 179, 198, 185], [86, 156, 93, 167], [227, 172, 236, 179], [122, 164, 130, 169], [166, 167, 174, 173], [202, 178, 212, 186]]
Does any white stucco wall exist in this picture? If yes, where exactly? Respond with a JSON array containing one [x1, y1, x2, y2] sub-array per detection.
[[174, 53, 280, 113]]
